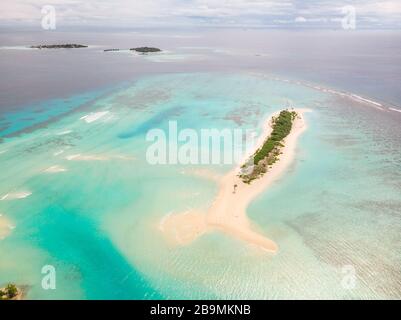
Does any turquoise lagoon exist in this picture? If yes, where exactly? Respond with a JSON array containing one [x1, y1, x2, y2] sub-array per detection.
[[0, 72, 400, 299]]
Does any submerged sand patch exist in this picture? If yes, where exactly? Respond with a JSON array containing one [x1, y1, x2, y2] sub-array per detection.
[[160, 211, 208, 246], [0, 215, 14, 240], [181, 168, 222, 182]]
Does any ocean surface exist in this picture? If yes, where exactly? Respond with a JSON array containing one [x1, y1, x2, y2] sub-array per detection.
[[0, 29, 400, 299]]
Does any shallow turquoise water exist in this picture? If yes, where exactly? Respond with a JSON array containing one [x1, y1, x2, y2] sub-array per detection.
[[0, 72, 400, 299]]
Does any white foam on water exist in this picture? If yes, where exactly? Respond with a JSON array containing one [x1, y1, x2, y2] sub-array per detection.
[[307, 83, 384, 110], [0, 46, 36, 51], [389, 107, 401, 113], [43, 165, 67, 173], [271, 76, 386, 111], [53, 150, 65, 156], [142, 52, 205, 63], [80, 111, 110, 123], [113, 155, 136, 160], [0, 191, 32, 201], [65, 153, 133, 161], [159, 211, 173, 232], [66, 154, 108, 161], [350, 94, 384, 109], [56, 130, 72, 135]]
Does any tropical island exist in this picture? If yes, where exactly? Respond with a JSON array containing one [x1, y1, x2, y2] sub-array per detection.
[[102, 47, 162, 53], [240, 110, 297, 183], [30, 44, 88, 49], [130, 47, 162, 53], [160, 108, 309, 253], [0, 283, 21, 300]]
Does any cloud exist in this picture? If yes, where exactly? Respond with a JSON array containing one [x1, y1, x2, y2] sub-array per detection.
[[0, 0, 400, 28], [294, 16, 307, 23]]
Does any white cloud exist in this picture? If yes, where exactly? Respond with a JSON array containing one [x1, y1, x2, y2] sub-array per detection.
[[0, 0, 400, 27], [359, 0, 401, 14], [295, 16, 307, 23], [0, 0, 293, 21]]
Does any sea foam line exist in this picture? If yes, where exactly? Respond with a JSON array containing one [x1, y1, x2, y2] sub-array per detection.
[[267, 75, 389, 111], [389, 107, 401, 113], [306, 83, 384, 110]]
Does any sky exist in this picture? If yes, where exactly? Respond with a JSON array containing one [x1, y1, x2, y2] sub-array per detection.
[[0, 0, 401, 29]]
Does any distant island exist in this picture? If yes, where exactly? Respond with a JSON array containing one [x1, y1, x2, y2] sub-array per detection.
[[102, 47, 162, 53], [30, 44, 88, 49], [130, 47, 162, 53]]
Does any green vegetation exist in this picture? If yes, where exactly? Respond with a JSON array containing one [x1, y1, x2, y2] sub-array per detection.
[[0, 283, 19, 300], [240, 110, 297, 184], [30, 44, 88, 49], [130, 47, 162, 53]]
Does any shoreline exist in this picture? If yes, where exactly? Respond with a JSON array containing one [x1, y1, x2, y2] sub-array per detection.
[[160, 109, 310, 253]]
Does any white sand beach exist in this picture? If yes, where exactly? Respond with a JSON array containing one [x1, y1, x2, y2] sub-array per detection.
[[160, 109, 310, 253]]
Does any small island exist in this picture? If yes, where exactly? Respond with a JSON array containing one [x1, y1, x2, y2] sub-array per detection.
[[30, 44, 88, 49], [240, 110, 297, 184], [130, 47, 162, 53], [104, 48, 120, 52], [0, 283, 21, 300], [160, 108, 308, 253]]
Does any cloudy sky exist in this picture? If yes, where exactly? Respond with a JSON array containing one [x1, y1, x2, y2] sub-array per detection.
[[1, 0, 400, 29]]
